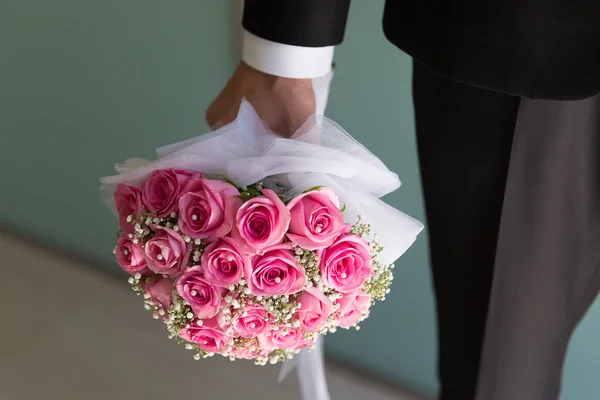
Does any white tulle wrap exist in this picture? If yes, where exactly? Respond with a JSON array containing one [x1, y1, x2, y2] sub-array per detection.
[[100, 72, 423, 400]]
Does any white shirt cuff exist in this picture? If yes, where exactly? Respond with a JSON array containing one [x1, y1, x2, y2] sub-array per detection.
[[242, 30, 334, 79]]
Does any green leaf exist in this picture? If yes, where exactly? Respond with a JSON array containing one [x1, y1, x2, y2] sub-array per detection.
[[236, 192, 252, 201], [220, 174, 237, 187], [302, 186, 323, 194], [340, 203, 347, 212], [247, 187, 262, 197]]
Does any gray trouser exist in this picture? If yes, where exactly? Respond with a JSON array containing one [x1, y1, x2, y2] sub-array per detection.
[[475, 95, 600, 400]]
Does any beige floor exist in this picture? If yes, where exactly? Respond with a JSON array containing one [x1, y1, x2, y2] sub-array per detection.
[[0, 232, 423, 400]]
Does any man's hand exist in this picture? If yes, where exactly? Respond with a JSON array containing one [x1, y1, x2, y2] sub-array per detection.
[[206, 62, 316, 137]]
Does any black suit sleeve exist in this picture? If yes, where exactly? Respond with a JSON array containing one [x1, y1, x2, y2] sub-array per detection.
[[242, 0, 351, 47]]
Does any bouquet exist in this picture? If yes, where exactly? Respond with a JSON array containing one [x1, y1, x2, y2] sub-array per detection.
[[100, 100, 423, 381]]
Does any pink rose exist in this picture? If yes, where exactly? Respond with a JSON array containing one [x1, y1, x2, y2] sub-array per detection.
[[295, 337, 316, 351], [232, 346, 260, 360], [245, 243, 306, 296], [114, 184, 143, 234], [232, 189, 291, 253], [287, 187, 345, 250], [142, 169, 191, 218], [178, 175, 240, 240], [144, 277, 175, 310], [180, 317, 229, 353], [144, 225, 191, 276], [200, 237, 248, 287], [296, 287, 334, 332], [175, 169, 194, 182], [176, 266, 225, 318], [319, 234, 373, 293], [115, 237, 148, 275], [258, 328, 306, 352], [336, 290, 371, 328], [230, 305, 271, 338]]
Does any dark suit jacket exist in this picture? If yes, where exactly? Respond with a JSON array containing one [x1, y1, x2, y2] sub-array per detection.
[[243, 0, 600, 100]]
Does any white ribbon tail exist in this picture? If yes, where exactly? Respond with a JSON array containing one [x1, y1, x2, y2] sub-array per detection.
[[279, 337, 331, 400]]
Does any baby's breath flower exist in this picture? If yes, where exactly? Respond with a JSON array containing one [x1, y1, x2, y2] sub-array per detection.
[[350, 216, 371, 237], [128, 273, 145, 294], [163, 294, 193, 339], [364, 259, 394, 302], [293, 246, 320, 283]]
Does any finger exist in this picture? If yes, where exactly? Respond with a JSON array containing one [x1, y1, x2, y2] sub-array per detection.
[[205, 104, 231, 130], [210, 120, 225, 130], [204, 105, 220, 129]]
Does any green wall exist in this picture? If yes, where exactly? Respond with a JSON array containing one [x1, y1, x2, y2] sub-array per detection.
[[1, 1, 599, 398], [0, 0, 239, 266]]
